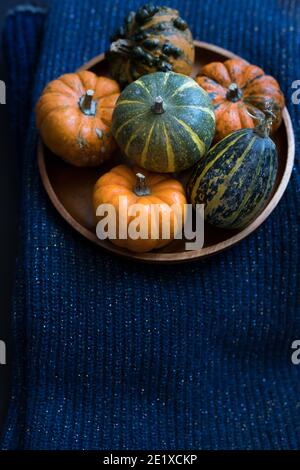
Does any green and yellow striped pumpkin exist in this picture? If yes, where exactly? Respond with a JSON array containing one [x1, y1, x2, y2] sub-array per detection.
[[188, 122, 278, 229], [111, 71, 215, 173]]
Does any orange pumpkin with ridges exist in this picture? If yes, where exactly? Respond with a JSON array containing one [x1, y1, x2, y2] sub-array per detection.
[[93, 164, 187, 253], [36, 71, 120, 167], [196, 58, 285, 141]]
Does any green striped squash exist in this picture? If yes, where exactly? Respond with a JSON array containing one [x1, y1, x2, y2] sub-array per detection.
[[111, 71, 215, 173], [187, 126, 278, 229]]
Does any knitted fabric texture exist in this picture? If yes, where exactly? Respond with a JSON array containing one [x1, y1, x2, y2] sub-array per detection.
[[1, 0, 300, 450]]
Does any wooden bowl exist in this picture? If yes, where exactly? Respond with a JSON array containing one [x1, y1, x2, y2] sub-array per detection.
[[38, 41, 295, 263]]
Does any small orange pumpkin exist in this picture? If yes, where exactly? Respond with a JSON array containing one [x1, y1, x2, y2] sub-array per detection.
[[36, 71, 120, 167], [93, 164, 187, 253], [196, 58, 285, 141]]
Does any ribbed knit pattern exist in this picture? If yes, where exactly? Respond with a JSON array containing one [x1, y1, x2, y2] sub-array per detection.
[[1, 0, 300, 450], [2, 6, 46, 164]]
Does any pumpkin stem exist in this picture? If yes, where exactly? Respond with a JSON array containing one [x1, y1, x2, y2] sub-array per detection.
[[247, 102, 276, 138], [109, 38, 134, 57], [134, 173, 151, 196], [226, 83, 242, 102], [152, 96, 165, 114], [254, 111, 275, 138], [79, 90, 97, 116]]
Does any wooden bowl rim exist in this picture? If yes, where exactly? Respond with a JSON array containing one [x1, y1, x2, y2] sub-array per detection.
[[38, 40, 295, 263]]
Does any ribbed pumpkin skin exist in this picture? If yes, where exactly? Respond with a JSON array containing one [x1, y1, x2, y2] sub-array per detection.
[[36, 71, 120, 167], [93, 164, 187, 253], [196, 59, 285, 142], [188, 129, 278, 229], [107, 5, 194, 87], [112, 71, 215, 173]]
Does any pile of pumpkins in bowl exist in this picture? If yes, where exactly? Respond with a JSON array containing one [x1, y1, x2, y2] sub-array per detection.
[[36, 4, 285, 253]]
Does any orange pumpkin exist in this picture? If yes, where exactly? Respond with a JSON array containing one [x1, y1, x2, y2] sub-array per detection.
[[196, 58, 285, 141], [93, 164, 187, 253], [36, 71, 120, 167]]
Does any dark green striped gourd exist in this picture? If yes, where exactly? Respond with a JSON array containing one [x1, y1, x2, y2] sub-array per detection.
[[111, 71, 215, 173], [188, 117, 278, 229]]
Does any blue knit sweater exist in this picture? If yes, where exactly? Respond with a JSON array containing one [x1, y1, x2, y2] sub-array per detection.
[[1, 0, 300, 450]]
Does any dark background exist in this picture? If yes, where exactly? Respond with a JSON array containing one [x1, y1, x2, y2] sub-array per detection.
[[0, 0, 49, 436]]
